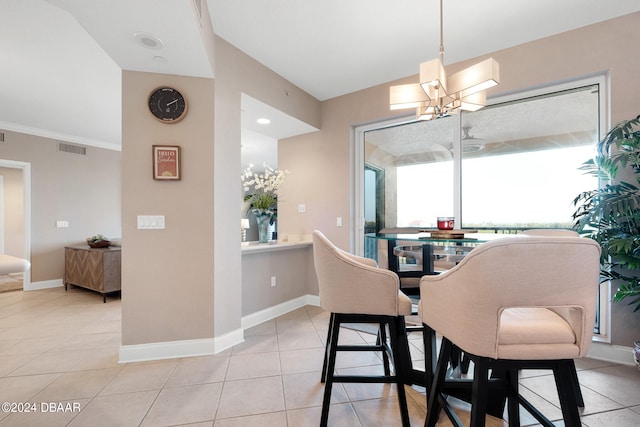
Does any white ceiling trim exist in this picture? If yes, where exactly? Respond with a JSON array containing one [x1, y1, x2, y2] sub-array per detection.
[[0, 121, 120, 152]]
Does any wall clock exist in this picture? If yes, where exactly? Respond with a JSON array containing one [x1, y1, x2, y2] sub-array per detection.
[[148, 87, 188, 123]]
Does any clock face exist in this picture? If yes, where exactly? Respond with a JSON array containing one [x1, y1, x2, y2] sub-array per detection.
[[148, 87, 187, 123]]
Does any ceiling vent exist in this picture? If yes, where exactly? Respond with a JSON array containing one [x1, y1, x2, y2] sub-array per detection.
[[58, 142, 86, 155]]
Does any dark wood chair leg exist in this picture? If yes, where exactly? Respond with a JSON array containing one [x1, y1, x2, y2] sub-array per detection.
[[569, 359, 585, 407], [321, 312, 335, 383], [320, 313, 341, 427], [470, 357, 489, 427], [389, 317, 410, 427], [507, 368, 520, 427], [460, 353, 471, 374], [425, 338, 454, 427], [378, 322, 391, 376], [554, 360, 581, 427], [422, 324, 437, 394]]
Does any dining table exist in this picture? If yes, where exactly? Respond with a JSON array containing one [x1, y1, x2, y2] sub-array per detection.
[[365, 230, 514, 417]]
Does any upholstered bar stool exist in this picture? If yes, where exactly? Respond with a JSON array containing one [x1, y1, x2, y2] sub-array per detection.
[[419, 235, 600, 427], [312, 230, 412, 427]]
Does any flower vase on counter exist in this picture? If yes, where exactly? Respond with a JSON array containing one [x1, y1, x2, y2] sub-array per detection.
[[252, 209, 274, 243], [242, 163, 289, 244]]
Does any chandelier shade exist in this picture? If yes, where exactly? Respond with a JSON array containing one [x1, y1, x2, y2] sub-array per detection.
[[390, 83, 429, 110], [389, 0, 500, 120], [419, 58, 448, 94], [448, 58, 499, 98]]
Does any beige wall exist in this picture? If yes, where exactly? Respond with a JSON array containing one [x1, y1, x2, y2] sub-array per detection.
[[121, 71, 216, 345], [120, 36, 321, 347], [0, 132, 121, 282], [212, 36, 321, 339], [241, 247, 317, 316], [278, 13, 640, 345]]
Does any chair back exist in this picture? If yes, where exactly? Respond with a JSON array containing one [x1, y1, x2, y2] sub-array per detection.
[[521, 228, 578, 237], [312, 230, 402, 316], [420, 235, 601, 359]]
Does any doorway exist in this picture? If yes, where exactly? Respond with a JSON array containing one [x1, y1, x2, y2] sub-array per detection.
[[0, 159, 31, 291]]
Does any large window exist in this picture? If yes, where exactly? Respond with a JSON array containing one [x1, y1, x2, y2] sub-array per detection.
[[361, 81, 602, 233], [460, 86, 600, 230], [356, 76, 608, 338]]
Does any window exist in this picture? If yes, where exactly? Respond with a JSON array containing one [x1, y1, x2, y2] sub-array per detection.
[[355, 75, 609, 338], [364, 115, 457, 231], [460, 85, 600, 231]]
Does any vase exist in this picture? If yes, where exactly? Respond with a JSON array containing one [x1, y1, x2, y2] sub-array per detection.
[[252, 209, 274, 243]]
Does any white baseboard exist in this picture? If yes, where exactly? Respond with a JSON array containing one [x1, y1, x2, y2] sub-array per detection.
[[26, 279, 63, 291], [119, 338, 217, 364], [118, 294, 320, 364], [241, 294, 320, 330], [587, 341, 636, 366], [211, 328, 244, 355]]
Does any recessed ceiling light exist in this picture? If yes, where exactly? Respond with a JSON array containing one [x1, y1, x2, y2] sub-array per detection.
[[133, 32, 164, 49], [257, 118, 271, 125], [153, 56, 168, 64]]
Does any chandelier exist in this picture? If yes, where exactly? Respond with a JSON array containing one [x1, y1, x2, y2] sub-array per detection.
[[390, 0, 499, 120]]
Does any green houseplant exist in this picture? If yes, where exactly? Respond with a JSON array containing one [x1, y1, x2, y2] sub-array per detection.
[[572, 115, 640, 368]]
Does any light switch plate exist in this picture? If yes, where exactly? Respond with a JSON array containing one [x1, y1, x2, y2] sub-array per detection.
[[137, 215, 165, 229]]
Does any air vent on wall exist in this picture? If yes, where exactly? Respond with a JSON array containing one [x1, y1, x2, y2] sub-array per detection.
[[58, 142, 87, 155], [0, 132, 5, 143]]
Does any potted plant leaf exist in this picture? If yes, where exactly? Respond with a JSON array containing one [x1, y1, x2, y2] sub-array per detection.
[[572, 114, 640, 368]]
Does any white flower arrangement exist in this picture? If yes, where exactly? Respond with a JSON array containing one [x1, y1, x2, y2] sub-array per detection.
[[241, 163, 290, 211]]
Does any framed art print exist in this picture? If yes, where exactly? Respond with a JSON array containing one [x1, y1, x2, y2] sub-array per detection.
[[153, 145, 181, 180]]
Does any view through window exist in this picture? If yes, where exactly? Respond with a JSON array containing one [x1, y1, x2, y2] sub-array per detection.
[[364, 84, 600, 232]]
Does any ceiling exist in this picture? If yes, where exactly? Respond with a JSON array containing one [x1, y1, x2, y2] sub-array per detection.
[[1, 0, 639, 152]]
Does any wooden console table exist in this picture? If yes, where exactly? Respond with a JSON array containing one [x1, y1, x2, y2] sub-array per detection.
[[64, 245, 121, 302]]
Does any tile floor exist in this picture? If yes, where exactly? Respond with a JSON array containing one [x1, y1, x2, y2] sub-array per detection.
[[0, 287, 639, 426]]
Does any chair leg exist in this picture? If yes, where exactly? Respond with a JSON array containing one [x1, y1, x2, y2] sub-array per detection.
[[425, 337, 454, 427], [320, 313, 410, 427], [460, 353, 471, 374], [321, 312, 335, 383], [389, 317, 410, 427], [422, 324, 437, 394], [553, 360, 581, 426], [320, 314, 341, 427], [378, 322, 391, 376], [569, 359, 585, 407], [470, 357, 489, 427], [506, 369, 520, 427]]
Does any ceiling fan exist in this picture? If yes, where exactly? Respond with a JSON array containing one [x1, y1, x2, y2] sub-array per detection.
[[461, 125, 485, 152]]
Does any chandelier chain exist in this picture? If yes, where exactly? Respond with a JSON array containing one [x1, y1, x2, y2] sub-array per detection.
[[439, 0, 444, 64]]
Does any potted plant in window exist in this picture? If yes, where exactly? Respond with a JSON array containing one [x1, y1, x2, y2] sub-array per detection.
[[572, 114, 640, 369]]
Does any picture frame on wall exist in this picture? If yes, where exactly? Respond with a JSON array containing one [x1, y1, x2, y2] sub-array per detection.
[[152, 145, 181, 180]]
